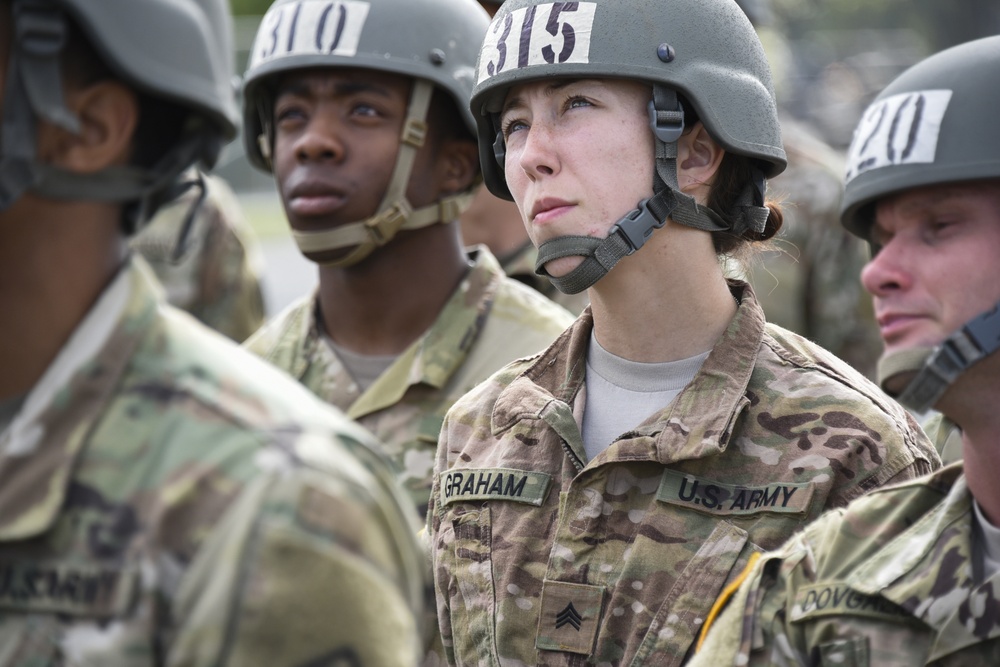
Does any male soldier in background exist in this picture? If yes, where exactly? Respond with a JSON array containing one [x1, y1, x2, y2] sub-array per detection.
[[132, 168, 266, 342], [728, 0, 882, 379], [692, 36, 1000, 665], [241, 0, 574, 519], [0, 0, 425, 663]]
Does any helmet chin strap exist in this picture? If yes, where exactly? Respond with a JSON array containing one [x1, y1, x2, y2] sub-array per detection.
[[531, 85, 770, 295], [878, 301, 1000, 414], [289, 80, 473, 267]]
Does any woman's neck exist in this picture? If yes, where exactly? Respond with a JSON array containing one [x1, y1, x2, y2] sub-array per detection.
[[587, 222, 736, 363]]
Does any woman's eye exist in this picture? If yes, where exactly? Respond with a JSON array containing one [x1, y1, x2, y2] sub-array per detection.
[[501, 118, 528, 138]]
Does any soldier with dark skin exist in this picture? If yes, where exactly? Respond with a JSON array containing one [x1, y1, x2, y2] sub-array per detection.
[[0, 0, 425, 664], [242, 0, 574, 520], [424, 0, 938, 664], [692, 36, 1000, 666]]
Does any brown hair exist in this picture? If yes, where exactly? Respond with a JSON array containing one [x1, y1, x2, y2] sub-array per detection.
[[706, 152, 784, 261]]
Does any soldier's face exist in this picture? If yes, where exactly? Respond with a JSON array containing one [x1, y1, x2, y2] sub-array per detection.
[[499, 78, 654, 278], [270, 67, 443, 260], [862, 180, 1000, 358]]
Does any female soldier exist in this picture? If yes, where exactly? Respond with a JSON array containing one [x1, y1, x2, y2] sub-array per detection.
[[424, 0, 939, 665]]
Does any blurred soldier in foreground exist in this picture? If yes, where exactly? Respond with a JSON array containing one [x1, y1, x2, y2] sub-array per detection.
[[0, 0, 425, 663], [692, 36, 1000, 666], [241, 0, 574, 520], [132, 169, 266, 342], [457, 0, 591, 316]]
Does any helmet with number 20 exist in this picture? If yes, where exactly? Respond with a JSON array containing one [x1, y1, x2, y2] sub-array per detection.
[[839, 36, 1000, 414]]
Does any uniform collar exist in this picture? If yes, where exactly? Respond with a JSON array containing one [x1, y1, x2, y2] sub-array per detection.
[[0, 257, 157, 540], [316, 247, 507, 420], [491, 281, 764, 467], [848, 464, 1000, 659]]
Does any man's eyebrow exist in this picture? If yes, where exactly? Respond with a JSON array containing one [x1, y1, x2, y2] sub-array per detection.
[[275, 79, 395, 99]]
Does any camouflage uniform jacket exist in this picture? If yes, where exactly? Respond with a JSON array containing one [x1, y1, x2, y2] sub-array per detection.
[[132, 171, 265, 342], [499, 240, 591, 316], [245, 246, 575, 518], [691, 463, 1000, 666], [426, 282, 939, 667], [0, 257, 426, 666]]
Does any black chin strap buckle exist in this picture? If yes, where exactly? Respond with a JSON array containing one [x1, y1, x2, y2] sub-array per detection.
[[610, 197, 668, 253]]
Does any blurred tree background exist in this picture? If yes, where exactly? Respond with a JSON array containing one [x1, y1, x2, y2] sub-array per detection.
[[225, 0, 1000, 150]]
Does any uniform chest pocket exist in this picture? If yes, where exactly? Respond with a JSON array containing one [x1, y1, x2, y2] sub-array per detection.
[[629, 521, 756, 667], [442, 505, 499, 667]]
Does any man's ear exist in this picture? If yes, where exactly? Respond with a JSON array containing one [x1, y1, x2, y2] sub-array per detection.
[[437, 138, 481, 197], [42, 81, 138, 173], [676, 121, 724, 201]]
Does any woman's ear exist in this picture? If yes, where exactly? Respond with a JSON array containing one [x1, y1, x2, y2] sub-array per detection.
[[676, 121, 724, 203], [40, 80, 138, 174]]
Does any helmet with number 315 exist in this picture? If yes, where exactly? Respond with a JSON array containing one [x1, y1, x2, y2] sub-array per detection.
[[471, 0, 787, 201], [469, 0, 787, 294]]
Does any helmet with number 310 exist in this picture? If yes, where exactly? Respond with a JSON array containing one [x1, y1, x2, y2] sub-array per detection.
[[470, 0, 787, 294], [241, 0, 490, 265]]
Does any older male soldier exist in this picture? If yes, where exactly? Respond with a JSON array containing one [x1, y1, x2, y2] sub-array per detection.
[[241, 0, 574, 519], [692, 35, 1000, 666], [0, 0, 426, 663]]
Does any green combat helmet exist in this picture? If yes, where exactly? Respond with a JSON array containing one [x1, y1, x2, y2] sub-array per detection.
[[840, 36, 1000, 413], [0, 0, 237, 226], [242, 0, 490, 266], [471, 0, 787, 293]]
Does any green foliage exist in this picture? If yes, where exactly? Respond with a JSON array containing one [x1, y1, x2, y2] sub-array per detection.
[[230, 0, 272, 16]]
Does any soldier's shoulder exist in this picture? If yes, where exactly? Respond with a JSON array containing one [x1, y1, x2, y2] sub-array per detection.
[[242, 294, 315, 361], [446, 352, 541, 422], [134, 304, 373, 450], [491, 270, 577, 331], [761, 322, 898, 410], [759, 322, 937, 458]]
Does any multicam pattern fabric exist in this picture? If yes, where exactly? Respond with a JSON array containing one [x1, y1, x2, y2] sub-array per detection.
[[499, 241, 592, 316], [733, 119, 882, 380], [0, 258, 425, 666], [132, 172, 265, 343], [244, 246, 574, 518], [426, 282, 939, 667], [691, 463, 1000, 666]]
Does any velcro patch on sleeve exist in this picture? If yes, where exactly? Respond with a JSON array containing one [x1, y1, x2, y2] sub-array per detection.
[[656, 470, 812, 515], [439, 468, 551, 507]]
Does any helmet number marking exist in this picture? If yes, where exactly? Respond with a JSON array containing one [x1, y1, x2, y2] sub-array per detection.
[[478, 2, 596, 84], [250, 0, 371, 68], [845, 89, 952, 183]]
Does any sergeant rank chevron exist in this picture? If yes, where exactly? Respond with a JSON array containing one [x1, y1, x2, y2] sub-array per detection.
[[555, 602, 583, 631]]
